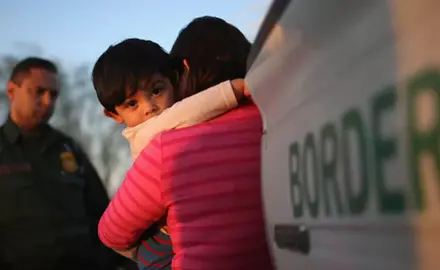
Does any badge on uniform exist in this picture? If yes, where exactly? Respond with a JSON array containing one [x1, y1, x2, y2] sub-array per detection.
[[60, 144, 79, 173]]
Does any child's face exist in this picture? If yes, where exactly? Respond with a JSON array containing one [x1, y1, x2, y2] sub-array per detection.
[[105, 73, 175, 127]]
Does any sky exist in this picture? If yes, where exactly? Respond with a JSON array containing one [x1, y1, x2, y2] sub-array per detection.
[[0, 0, 271, 67]]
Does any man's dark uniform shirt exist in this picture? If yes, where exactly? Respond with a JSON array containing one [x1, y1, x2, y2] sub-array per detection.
[[0, 117, 112, 270]]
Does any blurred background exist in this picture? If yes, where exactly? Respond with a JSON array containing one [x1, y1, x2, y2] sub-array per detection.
[[0, 0, 271, 195]]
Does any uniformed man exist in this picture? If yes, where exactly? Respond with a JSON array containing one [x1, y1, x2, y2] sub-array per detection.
[[0, 57, 120, 270]]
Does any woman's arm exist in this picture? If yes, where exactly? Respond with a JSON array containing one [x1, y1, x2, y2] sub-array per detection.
[[98, 137, 166, 250]]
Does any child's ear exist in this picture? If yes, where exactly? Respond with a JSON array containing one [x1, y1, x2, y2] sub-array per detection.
[[103, 109, 124, 124]]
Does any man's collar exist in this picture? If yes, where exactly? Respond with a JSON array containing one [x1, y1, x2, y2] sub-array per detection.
[[3, 116, 22, 144], [2, 116, 52, 144]]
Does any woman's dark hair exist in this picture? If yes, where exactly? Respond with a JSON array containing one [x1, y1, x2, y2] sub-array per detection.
[[170, 16, 251, 99], [92, 38, 184, 112]]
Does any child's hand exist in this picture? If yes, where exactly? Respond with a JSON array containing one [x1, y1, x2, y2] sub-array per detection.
[[243, 83, 251, 97], [231, 78, 251, 100], [160, 226, 169, 235]]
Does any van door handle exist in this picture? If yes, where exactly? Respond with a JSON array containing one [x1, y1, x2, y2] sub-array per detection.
[[274, 224, 311, 255]]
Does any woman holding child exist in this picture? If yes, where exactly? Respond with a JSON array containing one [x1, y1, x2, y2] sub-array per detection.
[[93, 16, 273, 270]]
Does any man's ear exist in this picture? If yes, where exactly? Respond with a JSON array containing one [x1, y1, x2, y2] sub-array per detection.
[[6, 81, 17, 101], [103, 109, 124, 124]]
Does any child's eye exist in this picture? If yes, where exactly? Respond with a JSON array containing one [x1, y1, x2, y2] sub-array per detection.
[[152, 87, 162, 96], [126, 100, 138, 107]]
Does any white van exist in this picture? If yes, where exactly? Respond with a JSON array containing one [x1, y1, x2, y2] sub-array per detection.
[[246, 0, 440, 269]]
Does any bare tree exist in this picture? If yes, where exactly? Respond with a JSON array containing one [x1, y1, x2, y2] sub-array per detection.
[[0, 92, 8, 118]]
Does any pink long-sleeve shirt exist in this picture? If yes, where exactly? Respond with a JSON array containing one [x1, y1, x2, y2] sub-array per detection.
[[98, 103, 273, 270]]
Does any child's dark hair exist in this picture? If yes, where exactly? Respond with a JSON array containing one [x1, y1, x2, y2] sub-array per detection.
[[170, 16, 251, 99], [92, 38, 183, 112]]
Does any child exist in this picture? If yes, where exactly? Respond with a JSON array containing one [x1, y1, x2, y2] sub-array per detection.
[[92, 38, 248, 270]]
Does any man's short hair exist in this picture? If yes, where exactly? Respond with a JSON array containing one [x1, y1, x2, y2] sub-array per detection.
[[92, 38, 183, 113], [9, 57, 58, 85], [170, 16, 251, 99]]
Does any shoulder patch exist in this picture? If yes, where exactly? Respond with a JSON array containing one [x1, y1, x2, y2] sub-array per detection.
[[60, 143, 79, 173]]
